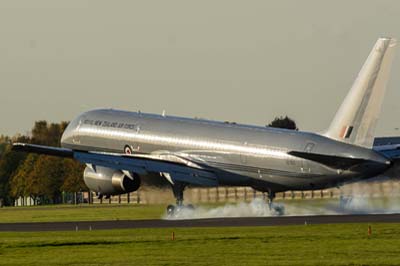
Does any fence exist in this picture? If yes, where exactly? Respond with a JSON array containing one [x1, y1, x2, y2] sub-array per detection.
[[88, 180, 400, 205]]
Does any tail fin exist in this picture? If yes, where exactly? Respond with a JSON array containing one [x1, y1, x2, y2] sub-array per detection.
[[324, 38, 397, 148]]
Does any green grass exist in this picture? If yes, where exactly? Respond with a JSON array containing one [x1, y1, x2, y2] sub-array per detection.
[[0, 202, 258, 223], [0, 224, 400, 265], [0, 204, 166, 223], [0, 197, 396, 223]]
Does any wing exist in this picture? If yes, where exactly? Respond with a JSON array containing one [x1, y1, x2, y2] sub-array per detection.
[[12, 143, 217, 187]]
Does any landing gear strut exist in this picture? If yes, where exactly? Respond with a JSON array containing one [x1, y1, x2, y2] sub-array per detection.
[[166, 182, 194, 216], [268, 191, 285, 216], [267, 191, 275, 209], [172, 182, 186, 207]]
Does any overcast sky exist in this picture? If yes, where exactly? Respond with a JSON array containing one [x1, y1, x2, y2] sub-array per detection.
[[1, 0, 400, 137]]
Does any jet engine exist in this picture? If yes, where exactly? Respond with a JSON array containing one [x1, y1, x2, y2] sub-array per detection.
[[83, 166, 141, 196]]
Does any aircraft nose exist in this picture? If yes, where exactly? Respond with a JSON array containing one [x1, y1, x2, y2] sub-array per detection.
[[60, 126, 71, 146], [60, 118, 79, 147]]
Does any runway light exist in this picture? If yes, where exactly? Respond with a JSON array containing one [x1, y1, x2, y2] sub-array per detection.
[[368, 225, 372, 237], [171, 231, 175, 241]]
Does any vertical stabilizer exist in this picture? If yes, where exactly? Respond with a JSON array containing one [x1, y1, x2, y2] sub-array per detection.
[[324, 38, 397, 148]]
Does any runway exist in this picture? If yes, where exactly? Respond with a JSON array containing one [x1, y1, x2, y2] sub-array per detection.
[[1, 213, 400, 232]]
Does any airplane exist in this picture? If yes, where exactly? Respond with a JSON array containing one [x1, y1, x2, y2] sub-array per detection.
[[12, 37, 400, 215]]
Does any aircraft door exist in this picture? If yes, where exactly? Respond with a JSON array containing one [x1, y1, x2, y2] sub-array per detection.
[[304, 142, 315, 153], [134, 125, 142, 152]]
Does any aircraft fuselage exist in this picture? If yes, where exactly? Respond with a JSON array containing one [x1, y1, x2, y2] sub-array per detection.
[[61, 109, 390, 192]]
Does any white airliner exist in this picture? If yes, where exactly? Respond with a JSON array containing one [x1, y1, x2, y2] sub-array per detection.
[[13, 38, 400, 215]]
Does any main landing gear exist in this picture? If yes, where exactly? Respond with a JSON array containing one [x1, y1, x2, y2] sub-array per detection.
[[166, 182, 194, 216], [268, 191, 285, 216]]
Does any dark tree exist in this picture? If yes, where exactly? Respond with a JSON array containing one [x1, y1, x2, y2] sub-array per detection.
[[61, 159, 87, 192], [0, 135, 10, 156], [268, 116, 298, 130], [3, 120, 88, 206], [31, 121, 68, 147], [0, 145, 28, 205], [28, 155, 66, 203], [31, 121, 49, 145], [9, 153, 37, 201]]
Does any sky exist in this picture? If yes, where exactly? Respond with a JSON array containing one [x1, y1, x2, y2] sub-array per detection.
[[1, 0, 400, 137]]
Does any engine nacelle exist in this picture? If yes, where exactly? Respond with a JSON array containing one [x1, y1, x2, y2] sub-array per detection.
[[83, 166, 141, 196]]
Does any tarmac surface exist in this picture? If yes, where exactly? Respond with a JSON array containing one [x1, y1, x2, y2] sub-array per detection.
[[1, 213, 400, 232]]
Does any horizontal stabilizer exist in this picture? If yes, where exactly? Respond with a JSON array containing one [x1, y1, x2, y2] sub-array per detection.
[[378, 148, 400, 160], [373, 137, 400, 159], [288, 151, 366, 170]]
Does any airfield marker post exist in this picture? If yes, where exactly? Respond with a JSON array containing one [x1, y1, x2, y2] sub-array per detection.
[[137, 191, 141, 204]]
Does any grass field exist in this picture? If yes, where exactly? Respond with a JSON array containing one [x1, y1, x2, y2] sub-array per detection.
[[0, 200, 327, 223], [1, 202, 400, 265], [0, 204, 167, 223], [0, 223, 400, 265], [0, 202, 241, 223], [0, 197, 398, 223]]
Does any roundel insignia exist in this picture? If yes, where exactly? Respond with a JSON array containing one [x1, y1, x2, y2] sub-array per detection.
[[124, 145, 133, 155]]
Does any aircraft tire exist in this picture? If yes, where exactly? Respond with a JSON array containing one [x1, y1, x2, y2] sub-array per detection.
[[167, 205, 176, 216]]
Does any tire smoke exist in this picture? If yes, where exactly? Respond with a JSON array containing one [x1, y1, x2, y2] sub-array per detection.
[[164, 196, 400, 220]]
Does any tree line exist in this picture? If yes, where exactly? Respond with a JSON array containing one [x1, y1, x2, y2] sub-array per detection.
[[0, 116, 297, 206], [0, 122, 85, 206]]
